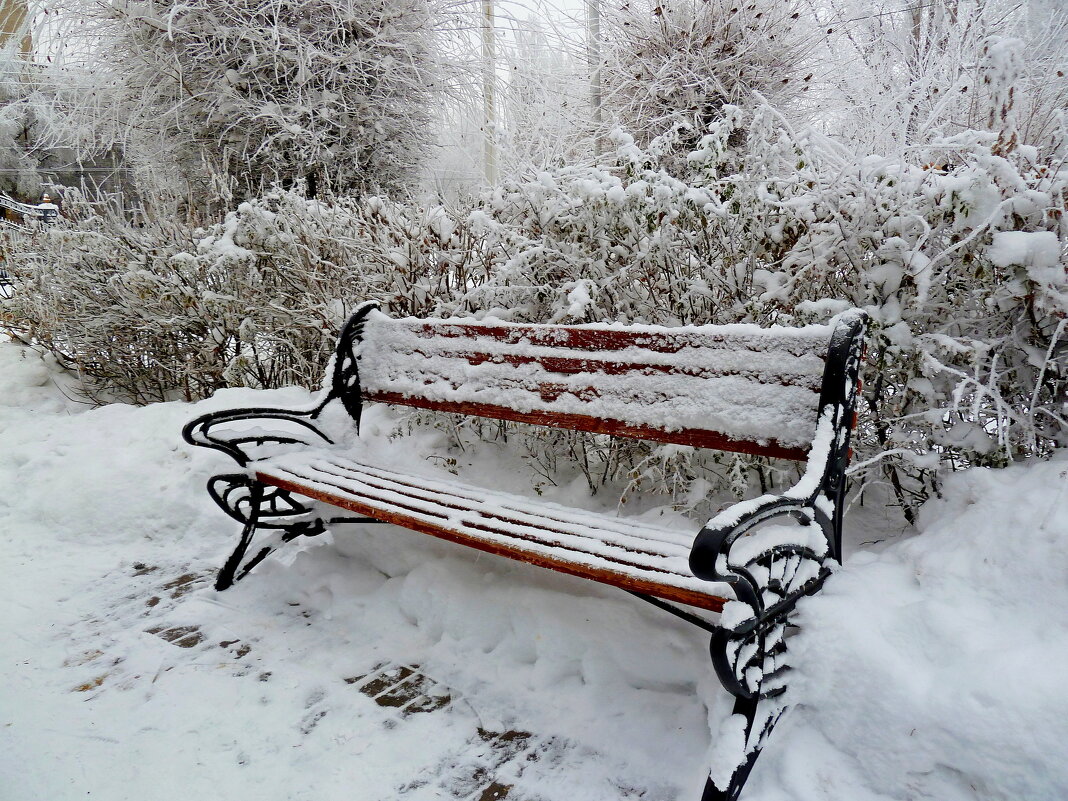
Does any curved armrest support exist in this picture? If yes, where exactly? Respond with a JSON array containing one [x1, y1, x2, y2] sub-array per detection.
[[690, 405, 844, 634], [692, 488, 835, 703], [182, 301, 384, 467], [182, 406, 334, 467], [692, 495, 833, 619]]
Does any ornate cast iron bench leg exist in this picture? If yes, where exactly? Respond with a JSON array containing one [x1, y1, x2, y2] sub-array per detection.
[[696, 506, 831, 801], [701, 697, 783, 801], [701, 550, 819, 800], [206, 474, 329, 590]]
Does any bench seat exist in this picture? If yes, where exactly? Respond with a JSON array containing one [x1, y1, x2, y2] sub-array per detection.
[[257, 451, 731, 612]]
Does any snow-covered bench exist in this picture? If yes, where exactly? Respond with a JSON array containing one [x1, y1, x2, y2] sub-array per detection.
[[183, 302, 867, 801]]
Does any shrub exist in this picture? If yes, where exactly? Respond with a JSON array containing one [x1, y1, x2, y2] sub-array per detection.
[[49, 0, 443, 202], [0, 190, 483, 402], [439, 109, 1066, 518], [4, 106, 1065, 522]]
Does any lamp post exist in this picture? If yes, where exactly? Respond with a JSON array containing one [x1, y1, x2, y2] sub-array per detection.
[[586, 0, 603, 157], [481, 0, 498, 185]]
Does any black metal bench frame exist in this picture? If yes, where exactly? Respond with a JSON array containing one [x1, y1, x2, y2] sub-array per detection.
[[183, 303, 867, 801]]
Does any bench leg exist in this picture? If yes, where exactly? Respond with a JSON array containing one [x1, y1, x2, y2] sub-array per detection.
[[700, 615, 790, 800], [628, 589, 797, 800], [631, 590, 797, 801], [693, 531, 827, 800], [206, 474, 327, 590], [701, 695, 785, 801], [206, 474, 382, 590], [215, 501, 324, 591]]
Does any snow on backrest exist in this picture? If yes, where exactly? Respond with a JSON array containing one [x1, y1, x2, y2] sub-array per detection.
[[353, 311, 833, 460]]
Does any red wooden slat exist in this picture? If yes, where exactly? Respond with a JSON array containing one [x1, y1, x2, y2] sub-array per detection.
[[364, 390, 811, 461], [397, 320, 826, 357], [283, 469, 676, 571], [322, 456, 697, 547], [396, 348, 823, 391], [305, 457, 689, 558], [257, 470, 728, 612]]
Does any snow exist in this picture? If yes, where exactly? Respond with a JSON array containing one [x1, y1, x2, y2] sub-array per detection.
[[760, 455, 1068, 801], [356, 311, 832, 449], [986, 230, 1066, 289], [987, 230, 1062, 269], [3, 338, 1068, 800]]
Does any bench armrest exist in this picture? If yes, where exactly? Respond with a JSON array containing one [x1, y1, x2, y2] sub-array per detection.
[[182, 407, 335, 467], [183, 303, 385, 467], [690, 308, 867, 631], [690, 493, 832, 610], [690, 407, 839, 611]]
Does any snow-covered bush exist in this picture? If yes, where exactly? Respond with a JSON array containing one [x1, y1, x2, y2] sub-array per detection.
[[5, 25, 1065, 523], [52, 0, 443, 203], [433, 102, 1066, 518], [6, 103, 1066, 520], [0, 190, 483, 402], [5, 98, 1065, 519], [599, 0, 808, 160]]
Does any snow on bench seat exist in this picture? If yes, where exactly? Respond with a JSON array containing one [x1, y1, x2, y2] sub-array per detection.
[[256, 451, 732, 612]]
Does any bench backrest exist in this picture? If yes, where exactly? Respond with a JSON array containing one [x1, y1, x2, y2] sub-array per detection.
[[327, 304, 864, 463]]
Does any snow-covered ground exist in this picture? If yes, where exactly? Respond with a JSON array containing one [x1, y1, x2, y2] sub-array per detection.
[[2, 341, 1066, 801]]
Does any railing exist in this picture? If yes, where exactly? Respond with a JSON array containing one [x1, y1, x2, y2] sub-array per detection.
[[0, 193, 57, 223], [0, 194, 46, 299]]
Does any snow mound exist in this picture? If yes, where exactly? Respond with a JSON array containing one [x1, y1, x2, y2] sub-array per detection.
[[4, 338, 1067, 801], [757, 454, 1068, 801], [0, 344, 82, 414]]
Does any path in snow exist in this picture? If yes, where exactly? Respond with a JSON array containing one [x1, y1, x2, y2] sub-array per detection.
[[0, 342, 712, 801], [39, 553, 677, 801]]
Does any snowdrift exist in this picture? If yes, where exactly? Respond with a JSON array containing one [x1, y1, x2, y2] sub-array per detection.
[[1, 341, 1065, 800]]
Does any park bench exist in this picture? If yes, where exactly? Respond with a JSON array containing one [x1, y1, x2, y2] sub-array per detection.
[[183, 301, 867, 801]]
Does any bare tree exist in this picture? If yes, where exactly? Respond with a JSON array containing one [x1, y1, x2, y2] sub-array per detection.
[[0, 52, 43, 198], [811, 0, 1068, 159], [599, 0, 810, 158]]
